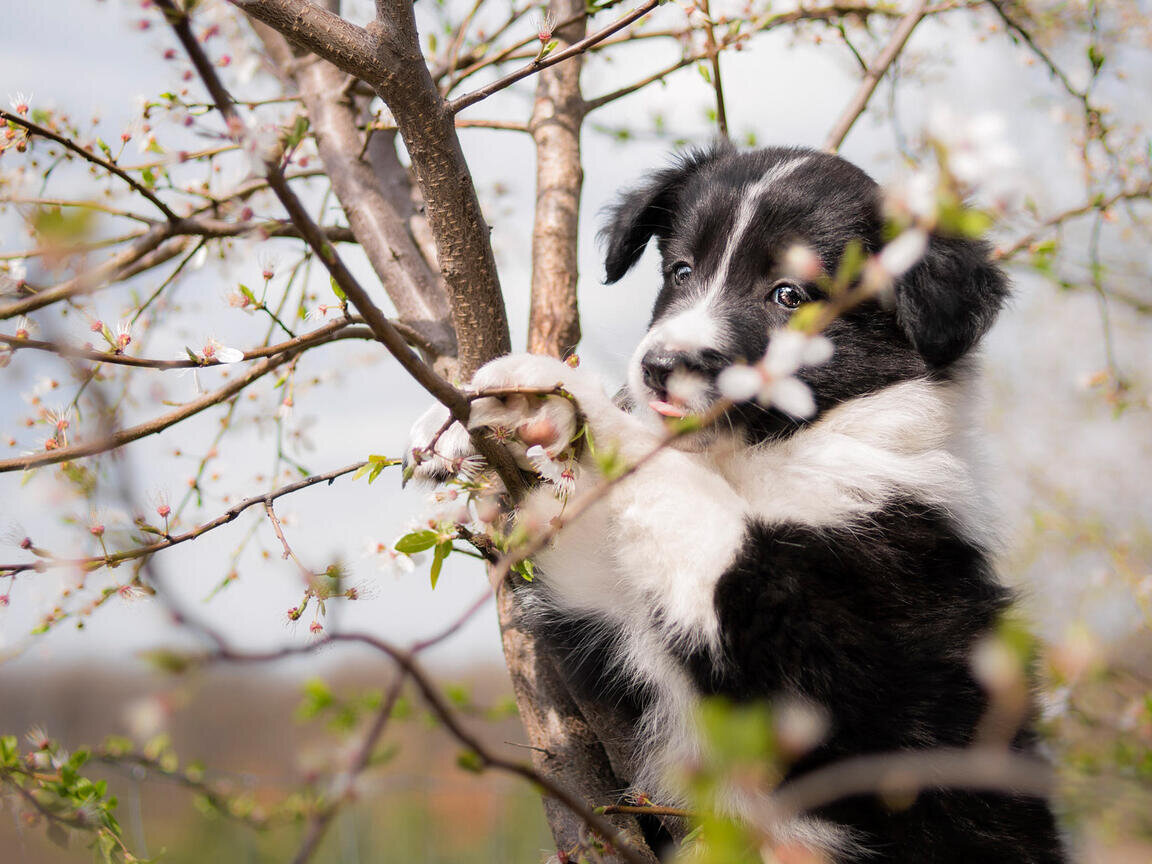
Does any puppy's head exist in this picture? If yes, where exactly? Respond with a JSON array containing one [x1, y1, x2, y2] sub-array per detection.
[[601, 145, 1008, 441]]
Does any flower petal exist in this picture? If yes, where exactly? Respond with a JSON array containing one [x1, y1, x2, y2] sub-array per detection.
[[766, 376, 817, 418]]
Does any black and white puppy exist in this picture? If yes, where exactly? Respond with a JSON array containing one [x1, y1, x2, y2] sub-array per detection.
[[408, 144, 1066, 862]]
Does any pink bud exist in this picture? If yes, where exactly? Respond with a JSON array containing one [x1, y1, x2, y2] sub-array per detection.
[[89, 524, 105, 537], [90, 320, 104, 333]]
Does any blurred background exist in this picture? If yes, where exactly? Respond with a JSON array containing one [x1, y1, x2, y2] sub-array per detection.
[[1, 0, 1150, 861]]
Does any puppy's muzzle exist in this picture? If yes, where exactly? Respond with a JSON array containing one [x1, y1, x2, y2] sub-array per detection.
[[640, 348, 728, 397]]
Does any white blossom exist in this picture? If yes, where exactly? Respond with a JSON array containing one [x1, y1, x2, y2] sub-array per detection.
[[305, 303, 339, 322], [362, 539, 418, 577], [526, 444, 578, 499], [717, 330, 833, 419], [885, 168, 939, 225], [927, 106, 1018, 195], [201, 338, 244, 364], [113, 320, 133, 351], [8, 91, 31, 115], [780, 244, 824, 282], [716, 365, 762, 402], [878, 228, 929, 278], [665, 368, 708, 405]]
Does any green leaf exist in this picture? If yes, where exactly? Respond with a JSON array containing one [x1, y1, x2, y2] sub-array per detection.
[[430, 541, 450, 589], [47, 821, 70, 849], [365, 454, 398, 485], [832, 239, 865, 289], [141, 649, 199, 675], [394, 530, 439, 555], [787, 301, 827, 334], [298, 677, 334, 719], [1087, 43, 1105, 74], [511, 558, 535, 582], [285, 116, 310, 149], [456, 750, 484, 773], [0, 735, 19, 765], [238, 283, 257, 304]]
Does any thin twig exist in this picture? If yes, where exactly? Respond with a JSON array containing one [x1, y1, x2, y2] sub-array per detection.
[[211, 631, 652, 864], [0, 109, 180, 221], [0, 321, 387, 370], [823, 0, 929, 152], [0, 461, 370, 576], [768, 746, 1054, 820], [449, 0, 662, 114], [0, 349, 296, 473], [993, 182, 1152, 261]]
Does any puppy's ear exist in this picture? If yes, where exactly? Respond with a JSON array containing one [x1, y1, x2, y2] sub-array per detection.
[[894, 233, 1009, 367], [600, 147, 722, 283]]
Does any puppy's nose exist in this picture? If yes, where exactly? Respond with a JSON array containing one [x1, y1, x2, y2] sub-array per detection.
[[641, 349, 681, 395], [643, 348, 729, 392]]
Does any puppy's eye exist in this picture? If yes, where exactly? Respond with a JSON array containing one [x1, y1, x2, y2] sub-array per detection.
[[671, 262, 692, 285], [769, 282, 804, 310]]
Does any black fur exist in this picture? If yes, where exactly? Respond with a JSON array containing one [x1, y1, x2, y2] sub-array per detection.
[[535, 145, 1068, 861], [602, 145, 1008, 440], [690, 506, 1064, 861]]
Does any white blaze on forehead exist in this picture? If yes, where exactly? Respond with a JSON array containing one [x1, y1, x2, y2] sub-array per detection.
[[650, 300, 721, 352], [632, 155, 812, 400], [712, 155, 810, 293]]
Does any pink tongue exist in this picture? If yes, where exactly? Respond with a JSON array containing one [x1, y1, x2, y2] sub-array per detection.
[[649, 399, 687, 418]]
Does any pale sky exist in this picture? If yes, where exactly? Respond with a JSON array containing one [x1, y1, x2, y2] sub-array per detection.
[[1, 0, 1149, 674]]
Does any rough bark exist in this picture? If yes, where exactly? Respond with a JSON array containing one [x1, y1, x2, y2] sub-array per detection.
[[527, 0, 587, 358], [498, 587, 658, 863], [234, 0, 510, 375], [253, 23, 457, 360], [232, 2, 655, 857]]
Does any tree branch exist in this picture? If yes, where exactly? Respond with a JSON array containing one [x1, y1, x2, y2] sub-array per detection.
[[527, 0, 586, 358], [164, 0, 525, 496], [448, 0, 662, 115], [210, 630, 654, 864], [231, 0, 512, 375], [252, 23, 458, 359], [0, 109, 180, 221], [0, 225, 169, 319], [0, 321, 387, 370], [0, 461, 370, 576], [0, 348, 297, 473], [823, 0, 929, 152]]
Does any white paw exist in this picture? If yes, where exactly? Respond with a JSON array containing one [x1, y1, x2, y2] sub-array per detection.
[[403, 402, 479, 486], [468, 355, 581, 468]]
